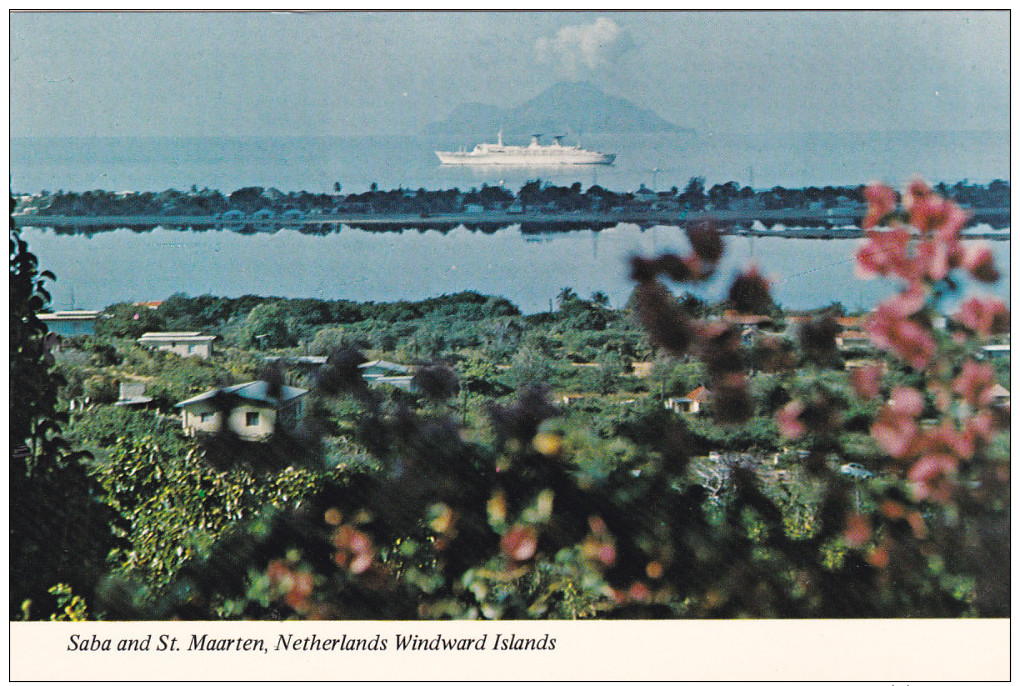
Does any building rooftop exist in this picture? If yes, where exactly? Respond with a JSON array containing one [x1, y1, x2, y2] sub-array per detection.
[[685, 386, 709, 402], [38, 310, 101, 320], [176, 380, 308, 409], [139, 331, 217, 342], [359, 360, 412, 374]]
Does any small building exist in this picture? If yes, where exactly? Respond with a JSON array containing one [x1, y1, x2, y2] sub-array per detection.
[[665, 386, 709, 414], [986, 384, 1010, 408], [359, 359, 412, 380], [176, 380, 308, 441], [38, 310, 101, 338], [981, 344, 1010, 360], [370, 375, 417, 392], [114, 381, 153, 408], [138, 331, 217, 359], [837, 330, 872, 350]]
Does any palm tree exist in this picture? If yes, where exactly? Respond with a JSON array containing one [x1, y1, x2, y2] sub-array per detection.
[[556, 287, 578, 309]]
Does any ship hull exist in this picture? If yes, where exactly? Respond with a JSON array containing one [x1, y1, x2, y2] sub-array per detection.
[[435, 151, 615, 166]]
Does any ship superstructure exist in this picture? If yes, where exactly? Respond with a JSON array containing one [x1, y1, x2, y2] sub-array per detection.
[[435, 132, 616, 166]]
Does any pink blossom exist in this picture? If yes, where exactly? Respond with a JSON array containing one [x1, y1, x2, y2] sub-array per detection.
[[916, 238, 954, 281], [890, 386, 925, 417], [952, 359, 997, 407], [886, 282, 927, 317], [862, 183, 898, 229], [775, 400, 806, 439], [932, 420, 974, 461], [961, 243, 999, 283], [855, 226, 913, 280], [902, 177, 932, 209], [844, 513, 872, 547], [871, 406, 920, 459], [965, 410, 995, 444], [850, 364, 884, 400], [906, 182, 969, 236], [501, 524, 538, 562], [866, 305, 937, 370], [907, 453, 957, 503], [954, 297, 1010, 336]]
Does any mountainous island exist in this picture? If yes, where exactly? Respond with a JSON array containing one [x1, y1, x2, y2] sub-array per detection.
[[423, 81, 689, 137]]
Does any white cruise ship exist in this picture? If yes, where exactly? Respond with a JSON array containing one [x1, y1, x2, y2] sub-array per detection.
[[435, 132, 616, 166]]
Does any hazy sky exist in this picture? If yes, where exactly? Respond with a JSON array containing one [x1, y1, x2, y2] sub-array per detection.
[[9, 11, 1010, 137]]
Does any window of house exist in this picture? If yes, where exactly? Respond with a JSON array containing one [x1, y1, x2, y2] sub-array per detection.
[[199, 412, 214, 423], [245, 411, 260, 427]]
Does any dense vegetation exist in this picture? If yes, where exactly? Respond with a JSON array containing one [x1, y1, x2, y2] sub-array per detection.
[[10, 182, 1011, 620], [13, 177, 1010, 219]]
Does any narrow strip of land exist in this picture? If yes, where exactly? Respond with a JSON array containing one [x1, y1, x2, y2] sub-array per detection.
[[11, 206, 1011, 234]]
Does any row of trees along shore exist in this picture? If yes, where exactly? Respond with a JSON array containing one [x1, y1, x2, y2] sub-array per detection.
[[13, 177, 1010, 219], [10, 179, 1010, 621]]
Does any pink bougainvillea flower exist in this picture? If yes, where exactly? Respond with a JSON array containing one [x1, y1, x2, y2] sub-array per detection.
[[866, 305, 937, 370], [931, 420, 975, 461], [844, 512, 872, 547], [880, 499, 906, 520], [628, 581, 652, 602], [862, 182, 898, 229], [284, 570, 315, 610], [850, 363, 884, 400], [906, 510, 927, 539], [581, 534, 617, 567], [965, 410, 995, 444], [928, 381, 951, 412], [871, 406, 920, 459], [868, 545, 891, 568], [953, 296, 1010, 336], [902, 177, 932, 209], [952, 359, 997, 407], [501, 524, 538, 562], [907, 453, 957, 503], [855, 226, 913, 279], [961, 243, 1000, 283], [886, 282, 927, 317], [890, 386, 925, 417], [905, 180, 969, 236], [775, 400, 806, 439], [916, 238, 955, 282], [332, 525, 375, 574]]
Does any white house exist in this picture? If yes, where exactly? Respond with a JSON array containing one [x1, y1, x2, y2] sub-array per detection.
[[138, 331, 217, 359], [114, 381, 153, 408], [176, 380, 308, 441]]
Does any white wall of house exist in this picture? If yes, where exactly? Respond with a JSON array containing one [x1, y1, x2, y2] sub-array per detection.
[[226, 404, 276, 440], [153, 340, 214, 359], [182, 402, 277, 440]]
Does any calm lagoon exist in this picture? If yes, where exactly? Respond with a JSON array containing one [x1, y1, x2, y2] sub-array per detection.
[[23, 223, 1010, 315]]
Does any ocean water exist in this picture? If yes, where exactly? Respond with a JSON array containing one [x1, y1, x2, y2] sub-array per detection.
[[12, 131, 1009, 313], [21, 224, 1010, 315], [9, 130, 1010, 196]]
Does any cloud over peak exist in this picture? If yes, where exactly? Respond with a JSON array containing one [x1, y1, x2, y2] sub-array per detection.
[[535, 17, 634, 78]]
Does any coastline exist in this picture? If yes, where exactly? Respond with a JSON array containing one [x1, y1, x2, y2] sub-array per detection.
[[11, 206, 1011, 238]]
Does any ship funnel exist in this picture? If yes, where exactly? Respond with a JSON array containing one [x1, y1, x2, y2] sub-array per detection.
[[552, 135, 565, 146], [530, 134, 542, 146]]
